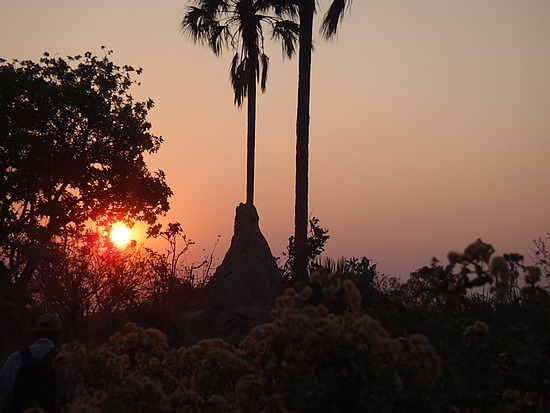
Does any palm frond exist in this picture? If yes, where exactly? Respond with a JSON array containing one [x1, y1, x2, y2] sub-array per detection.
[[181, 1, 230, 54], [180, 6, 212, 41], [190, 0, 229, 13], [271, 19, 299, 59], [184, 0, 295, 106], [260, 53, 269, 92], [320, 0, 352, 39], [230, 53, 248, 106], [209, 24, 230, 55], [268, 0, 300, 19]]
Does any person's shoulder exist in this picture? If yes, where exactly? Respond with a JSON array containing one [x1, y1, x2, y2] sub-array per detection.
[[0, 349, 23, 376], [3, 349, 23, 366]]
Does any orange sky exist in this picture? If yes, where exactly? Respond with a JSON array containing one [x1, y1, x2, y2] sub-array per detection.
[[2, 0, 549, 277]]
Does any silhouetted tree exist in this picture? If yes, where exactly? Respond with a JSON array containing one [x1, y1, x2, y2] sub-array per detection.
[[181, 0, 298, 205], [290, 0, 353, 282], [0, 50, 172, 303], [531, 233, 550, 278], [33, 228, 148, 338]]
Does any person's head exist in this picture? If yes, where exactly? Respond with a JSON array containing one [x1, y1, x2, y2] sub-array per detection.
[[34, 313, 62, 344]]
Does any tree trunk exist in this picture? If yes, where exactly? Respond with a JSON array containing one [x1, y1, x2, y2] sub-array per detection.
[[246, 72, 256, 205], [294, 1, 315, 283]]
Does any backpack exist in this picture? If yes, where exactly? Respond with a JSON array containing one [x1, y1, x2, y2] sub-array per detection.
[[12, 347, 57, 413]]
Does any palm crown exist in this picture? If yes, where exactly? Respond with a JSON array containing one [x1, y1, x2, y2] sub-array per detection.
[[182, 0, 298, 205], [182, 0, 298, 106]]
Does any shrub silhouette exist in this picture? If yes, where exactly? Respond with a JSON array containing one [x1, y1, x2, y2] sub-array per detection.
[[62, 276, 441, 412], [55, 240, 548, 412]]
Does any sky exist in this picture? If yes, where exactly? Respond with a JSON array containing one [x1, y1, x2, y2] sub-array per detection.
[[1, 0, 549, 278]]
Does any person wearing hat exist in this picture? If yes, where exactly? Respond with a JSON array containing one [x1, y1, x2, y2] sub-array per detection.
[[0, 313, 81, 412]]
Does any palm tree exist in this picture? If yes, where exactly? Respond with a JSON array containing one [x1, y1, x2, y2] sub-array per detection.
[[292, 0, 353, 282], [181, 0, 298, 205]]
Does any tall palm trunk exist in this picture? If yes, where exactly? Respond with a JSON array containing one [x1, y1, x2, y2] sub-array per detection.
[[293, 0, 315, 282], [246, 69, 256, 205]]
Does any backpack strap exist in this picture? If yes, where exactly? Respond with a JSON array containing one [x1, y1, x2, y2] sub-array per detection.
[[44, 347, 57, 363]]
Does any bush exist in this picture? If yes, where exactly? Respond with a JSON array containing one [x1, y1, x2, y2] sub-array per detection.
[[61, 274, 442, 412], [38, 240, 550, 412]]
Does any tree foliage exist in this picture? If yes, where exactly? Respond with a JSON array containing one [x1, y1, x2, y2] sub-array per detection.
[[280, 216, 329, 280], [181, 0, 298, 106], [531, 233, 550, 277], [29, 223, 211, 342], [0, 50, 172, 287], [32, 229, 155, 339]]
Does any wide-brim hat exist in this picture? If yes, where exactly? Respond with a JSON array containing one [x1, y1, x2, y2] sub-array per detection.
[[35, 313, 62, 332]]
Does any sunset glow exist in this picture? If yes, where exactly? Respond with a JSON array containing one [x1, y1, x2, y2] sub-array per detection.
[[110, 223, 131, 248], [2, 1, 548, 276]]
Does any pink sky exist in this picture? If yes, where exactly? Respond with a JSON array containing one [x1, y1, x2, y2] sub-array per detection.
[[2, 0, 549, 277]]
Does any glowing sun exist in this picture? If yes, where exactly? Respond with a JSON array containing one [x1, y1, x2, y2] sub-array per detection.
[[110, 223, 132, 247]]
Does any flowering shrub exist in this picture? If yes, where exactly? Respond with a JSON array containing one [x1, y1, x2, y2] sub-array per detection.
[[406, 239, 547, 308], [53, 240, 548, 412], [240, 272, 441, 411], [62, 324, 281, 412], [401, 240, 550, 412], [61, 273, 440, 412]]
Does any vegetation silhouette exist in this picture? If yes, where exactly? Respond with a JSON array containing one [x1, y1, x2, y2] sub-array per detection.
[[181, 0, 298, 205], [1, 23, 549, 412], [24, 240, 549, 412], [0, 50, 172, 308], [180, 0, 354, 285], [280, 216, 329, 280]]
